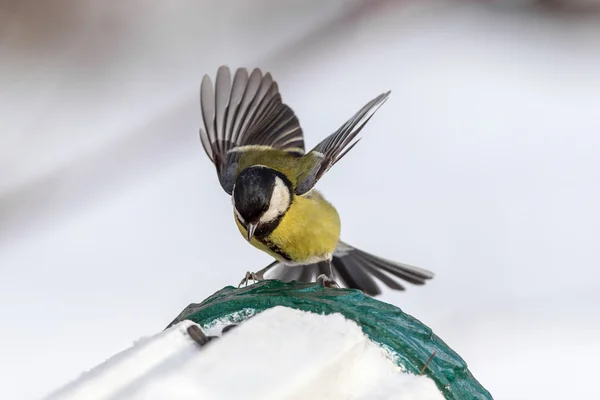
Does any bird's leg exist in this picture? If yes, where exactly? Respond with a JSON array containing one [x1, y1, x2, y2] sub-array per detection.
[[238, 271, 263, 287], [316, 259, 340, 289], [238, 261, 278, 288]]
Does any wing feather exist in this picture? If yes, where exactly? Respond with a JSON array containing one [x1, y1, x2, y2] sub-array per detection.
[[295, 91, 390, 195], [224, 68, 248, 145], [198, 66, 305, 194], [200, 75, 217, 161]]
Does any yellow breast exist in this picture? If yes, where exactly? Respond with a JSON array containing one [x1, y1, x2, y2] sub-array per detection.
[[234, 190, 341, 264]]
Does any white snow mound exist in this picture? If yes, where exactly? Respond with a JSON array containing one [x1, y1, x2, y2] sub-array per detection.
[[45, 306, 443, 400]]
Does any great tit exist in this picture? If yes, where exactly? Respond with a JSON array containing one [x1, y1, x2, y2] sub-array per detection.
[[198, 66, 434, 296]]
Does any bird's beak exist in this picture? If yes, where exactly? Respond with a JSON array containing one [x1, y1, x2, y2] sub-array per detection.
[[246, 223, 257, 242]]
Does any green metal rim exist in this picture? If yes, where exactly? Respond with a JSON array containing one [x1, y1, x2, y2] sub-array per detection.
[[167, 280, 492, 400]]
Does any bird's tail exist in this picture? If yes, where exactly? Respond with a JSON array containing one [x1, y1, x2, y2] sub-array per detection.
[[263, 241, 434, 296]]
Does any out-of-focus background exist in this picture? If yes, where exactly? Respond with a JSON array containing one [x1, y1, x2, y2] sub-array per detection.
[[1, 0, 600, 399]]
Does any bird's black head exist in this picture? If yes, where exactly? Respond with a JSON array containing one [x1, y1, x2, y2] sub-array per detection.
[[232, 166, 292, 239]]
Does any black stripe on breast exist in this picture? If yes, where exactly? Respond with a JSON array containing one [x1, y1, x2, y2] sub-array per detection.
[[253, 215, 284, 238], [235, 214, 292, 262], [258, 236, 293, 262], [235, 213, 283, 240]]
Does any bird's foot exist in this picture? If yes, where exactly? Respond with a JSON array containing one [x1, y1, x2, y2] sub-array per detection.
[[317, 274, 340, 289], [238, 271, 265, 288]]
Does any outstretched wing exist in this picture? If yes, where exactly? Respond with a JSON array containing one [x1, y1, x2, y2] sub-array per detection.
[[295, 91, 390, 195], [263, 241, 434, 296], [199, 65, 305, 194]]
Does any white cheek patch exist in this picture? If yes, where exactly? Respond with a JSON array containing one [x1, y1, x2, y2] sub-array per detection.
[[260, 176, 291, 223]]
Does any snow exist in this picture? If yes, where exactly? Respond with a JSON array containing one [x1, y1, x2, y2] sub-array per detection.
[[45, 307, 443, 400]]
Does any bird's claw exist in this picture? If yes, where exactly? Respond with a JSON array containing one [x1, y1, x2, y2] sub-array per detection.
[[238, 271, 264, 288], [316, 274, 340, 289]]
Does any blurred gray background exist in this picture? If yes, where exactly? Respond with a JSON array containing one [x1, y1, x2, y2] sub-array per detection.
[[2, 0, 600, 399]]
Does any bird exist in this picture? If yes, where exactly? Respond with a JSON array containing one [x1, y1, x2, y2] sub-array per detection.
[[197, 65, 434, 296]]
